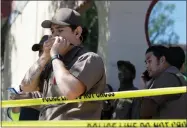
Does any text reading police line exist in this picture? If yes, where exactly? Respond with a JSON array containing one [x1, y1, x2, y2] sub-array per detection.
[[42, 93, 115, 102]]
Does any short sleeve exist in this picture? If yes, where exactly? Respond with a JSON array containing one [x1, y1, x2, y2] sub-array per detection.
[[69, 52, 104, 92], [146, 72, 181, 105]]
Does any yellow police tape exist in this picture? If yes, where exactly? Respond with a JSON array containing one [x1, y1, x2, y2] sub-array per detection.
[[2, 120, 187, 127], [2, 86, 186, 108]]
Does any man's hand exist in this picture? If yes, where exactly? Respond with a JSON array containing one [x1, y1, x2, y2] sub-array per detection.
[[12, 107, 20, 113], [20, 37, 55, 92], [50, 37, 73, 57], [10, 91, 42, 100], [10, 91, 42, 109], [141, 73, 147, 86], [42, 37, 56, 61]]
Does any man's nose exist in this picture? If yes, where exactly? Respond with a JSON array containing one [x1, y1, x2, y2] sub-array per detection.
[[52, 32, 59, 37]]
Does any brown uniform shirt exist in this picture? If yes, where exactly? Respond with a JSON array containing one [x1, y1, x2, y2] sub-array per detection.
[[39, 46, 106, 120], [141, 66, 187, 119]]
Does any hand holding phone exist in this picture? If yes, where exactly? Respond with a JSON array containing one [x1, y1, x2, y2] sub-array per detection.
[[7, 88, 19, 94], [142, 70, 152, 81]]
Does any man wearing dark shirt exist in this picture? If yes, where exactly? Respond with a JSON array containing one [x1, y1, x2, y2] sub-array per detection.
[[140, 45, 187, 119]]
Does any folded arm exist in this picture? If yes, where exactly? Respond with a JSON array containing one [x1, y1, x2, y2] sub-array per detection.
[[20, 54, 49, 92]]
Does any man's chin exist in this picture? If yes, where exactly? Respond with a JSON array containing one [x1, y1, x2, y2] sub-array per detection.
[[148, 72, 153, 77]]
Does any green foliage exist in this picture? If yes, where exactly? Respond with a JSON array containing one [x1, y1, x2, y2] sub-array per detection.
[[148, 2, 179, 45], [81, 4, 98, 53]]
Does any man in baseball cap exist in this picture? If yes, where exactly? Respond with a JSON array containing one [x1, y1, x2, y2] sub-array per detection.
[[14, 8, 106, 120], [117, 60, 136, 84], [41, 8, 88, 43], [112, 60, 138, 119]]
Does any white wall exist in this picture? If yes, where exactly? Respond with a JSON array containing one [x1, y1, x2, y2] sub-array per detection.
[[96, 1, 151, 90]]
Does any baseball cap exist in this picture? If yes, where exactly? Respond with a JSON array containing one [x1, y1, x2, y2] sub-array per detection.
[[117, 60, 136, 77], [117, 60, 134, 69], [31, 35, 49, 51], [41, 8, 82, 28]]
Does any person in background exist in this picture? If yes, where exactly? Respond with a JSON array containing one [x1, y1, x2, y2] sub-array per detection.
[[112, 60, 138, 119], [7, 35, 49, 121], [101, 84, 114, 119], [168, 46, 187, 80], [140, 45, 187, 119], [141, 46, 187, 88], [117, 61, 137, 91]]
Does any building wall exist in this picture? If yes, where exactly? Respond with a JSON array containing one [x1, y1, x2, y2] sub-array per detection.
[[96, 1, 151, 90]]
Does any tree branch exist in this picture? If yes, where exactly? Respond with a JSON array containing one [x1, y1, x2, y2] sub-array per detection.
[[75, 0, 94, 14]]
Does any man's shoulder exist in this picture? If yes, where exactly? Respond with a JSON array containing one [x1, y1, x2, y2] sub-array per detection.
[[158, 72, 179, 81], [80, 47, 101, 57], [153, 72, 180, 88], [81, 50, 101, 57], [79, 50, 104, 63]]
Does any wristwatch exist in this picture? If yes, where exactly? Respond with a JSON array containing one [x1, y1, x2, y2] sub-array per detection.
[[51, 54, 64, 62]]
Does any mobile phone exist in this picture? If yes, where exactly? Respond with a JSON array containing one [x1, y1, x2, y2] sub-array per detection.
[[143, 70, 152, 81], [7, 88, 18, 94]]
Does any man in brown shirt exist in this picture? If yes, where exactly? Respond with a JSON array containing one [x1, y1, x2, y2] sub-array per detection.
[[140, 45, 187, 119], [13, 8, 106, 120]]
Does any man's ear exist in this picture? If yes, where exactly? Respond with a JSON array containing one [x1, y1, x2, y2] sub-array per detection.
[[74, 26, 82, 39], [160, 56, 166, 64], [180, 63, 185, 72]]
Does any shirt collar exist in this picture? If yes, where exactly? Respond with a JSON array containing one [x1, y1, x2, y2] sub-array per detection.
[[63, 45, 83, 64]]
